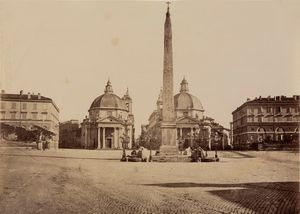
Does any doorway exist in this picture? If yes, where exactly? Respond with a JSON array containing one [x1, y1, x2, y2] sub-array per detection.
[[106, 138, 112, 148]]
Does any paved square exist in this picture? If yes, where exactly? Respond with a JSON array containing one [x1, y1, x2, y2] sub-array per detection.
[[0, 146, 299, 213]]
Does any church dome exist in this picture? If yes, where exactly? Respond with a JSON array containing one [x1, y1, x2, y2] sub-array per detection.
[[90, 80, 126, 110], [174, 93, 204, 111], [174, 78, 204, 111], [90, 94, 125, 109]]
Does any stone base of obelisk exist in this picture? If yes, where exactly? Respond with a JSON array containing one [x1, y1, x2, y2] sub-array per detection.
[[151, 123, 191, 162], [152, 145, 191, 162]]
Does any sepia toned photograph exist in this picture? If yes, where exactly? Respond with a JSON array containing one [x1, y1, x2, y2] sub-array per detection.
[[0, 0, 299, 213]]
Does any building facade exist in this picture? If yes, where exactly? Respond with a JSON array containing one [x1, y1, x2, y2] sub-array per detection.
[[0, 90, 59, 143], [232, 95, 300, 149], [81, 80, 135, 149], [59, 120, 81, 148]]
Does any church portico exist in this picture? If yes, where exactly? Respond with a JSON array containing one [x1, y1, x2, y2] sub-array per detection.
[[81, 80, 135, 150], [96, 125, 123, 149]]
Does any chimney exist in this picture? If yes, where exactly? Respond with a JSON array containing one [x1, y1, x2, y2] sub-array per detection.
[[20, 90, 23, 95], [38, 93, 41, 99], [1, 89, 5, 94], [246, 98, 251, 101], [27, 92, 31, 99]]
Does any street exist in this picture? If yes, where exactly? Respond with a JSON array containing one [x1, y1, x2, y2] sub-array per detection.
[[0, 145, 299, 214]]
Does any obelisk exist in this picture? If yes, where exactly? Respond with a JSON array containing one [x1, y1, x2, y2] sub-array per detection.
[[160, 3, 177, 154]]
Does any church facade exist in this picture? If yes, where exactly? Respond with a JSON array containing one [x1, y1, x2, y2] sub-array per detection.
[[81, 80, 135, 149], [142, 78, 230, 150]]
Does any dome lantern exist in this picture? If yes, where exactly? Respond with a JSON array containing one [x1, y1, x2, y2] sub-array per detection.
[[104, 79, 113, 94], [180, 77, 189, 93]]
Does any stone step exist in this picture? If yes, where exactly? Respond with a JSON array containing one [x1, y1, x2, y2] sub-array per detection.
[[152, 155, 191, 162]]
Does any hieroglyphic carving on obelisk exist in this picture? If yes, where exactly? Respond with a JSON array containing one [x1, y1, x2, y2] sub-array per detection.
[[161, 3, 177, 148]]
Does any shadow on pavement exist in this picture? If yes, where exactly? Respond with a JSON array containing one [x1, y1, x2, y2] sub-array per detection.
[[228, 151, 256, 158], [144, 182, 300, 213], [0, 153, 120, 161]]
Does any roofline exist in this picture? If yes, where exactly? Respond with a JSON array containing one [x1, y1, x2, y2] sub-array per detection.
[[0, 93, 59, 113], [232, 95, 300, 115]]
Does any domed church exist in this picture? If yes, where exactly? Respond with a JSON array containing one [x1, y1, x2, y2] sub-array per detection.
[[142, 77, 229, 150], [81, 80, 135, 149]]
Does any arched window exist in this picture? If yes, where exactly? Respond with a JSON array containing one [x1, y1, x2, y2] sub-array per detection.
[[257, 127, 266, 142], [275, 127, 285, 141]]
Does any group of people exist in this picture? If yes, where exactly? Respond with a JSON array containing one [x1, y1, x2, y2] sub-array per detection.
[[36, 133, 52, 151], [130, 146, 151, 162]]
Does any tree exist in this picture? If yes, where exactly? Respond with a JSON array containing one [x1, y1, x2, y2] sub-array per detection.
[[138, 129, 161, 151]]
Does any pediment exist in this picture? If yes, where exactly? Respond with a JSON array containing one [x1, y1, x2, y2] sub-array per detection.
[[176, 116, 199, 124], [98, 116, 122, 123]]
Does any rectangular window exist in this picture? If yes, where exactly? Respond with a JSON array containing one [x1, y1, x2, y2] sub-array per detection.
[[22, 103, 27, 110], [33, 103, 37, 110], [266, 107, 272, 113], [276, 106, 282, 113], [11, 103, 16, 109], [1, 102, 5, 109], [10, 112, 16, 119], [21, 112, 27, 119], [0, 112, 5, 119], [42, 113, 47, 120], [31, 112, 38, 120]]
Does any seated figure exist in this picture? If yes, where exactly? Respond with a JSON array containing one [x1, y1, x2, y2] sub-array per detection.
[[131, 149, 137, 156]]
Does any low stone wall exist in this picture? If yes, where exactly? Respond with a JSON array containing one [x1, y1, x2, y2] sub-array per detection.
[[260, 143, 299, 151]]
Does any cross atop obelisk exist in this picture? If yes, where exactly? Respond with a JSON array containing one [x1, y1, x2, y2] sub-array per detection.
[[166, 1, 171, 8]]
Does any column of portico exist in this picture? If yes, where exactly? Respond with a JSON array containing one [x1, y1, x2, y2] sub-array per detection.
[[180, 128, 183, 138], [118, 127, 121, 149], [102, 127, 106, 149], [207, 126, 211, 150], [114, 127, 118, 149], [191, 127, 194, 136], [97, 127, 101, 149], [116, 127, 119, 149]]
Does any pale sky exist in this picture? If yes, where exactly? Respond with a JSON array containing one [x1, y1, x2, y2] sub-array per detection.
[[1, 0, 299, 136]]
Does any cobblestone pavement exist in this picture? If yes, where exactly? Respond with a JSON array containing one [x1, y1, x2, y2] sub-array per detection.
[[0, 146, 299, 214]]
